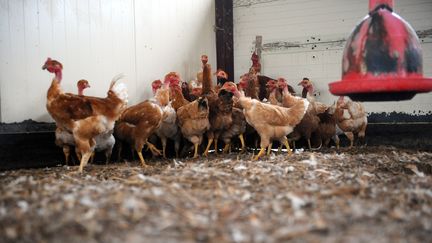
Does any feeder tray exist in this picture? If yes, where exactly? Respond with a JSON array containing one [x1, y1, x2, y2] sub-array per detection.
[[329, 0, 432, 101]]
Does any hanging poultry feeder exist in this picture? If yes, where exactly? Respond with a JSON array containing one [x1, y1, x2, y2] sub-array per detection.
[[329, 0, 432, 101]]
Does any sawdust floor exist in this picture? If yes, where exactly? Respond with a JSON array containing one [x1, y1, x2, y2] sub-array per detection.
[[1, 146, 431, 243]]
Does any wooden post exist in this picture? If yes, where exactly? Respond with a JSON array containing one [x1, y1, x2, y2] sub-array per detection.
[[255, 35, 262, 72], [215, 0, 234, 80], [255, 35, 262, 59]]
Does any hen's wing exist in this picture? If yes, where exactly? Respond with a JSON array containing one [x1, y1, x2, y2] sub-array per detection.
[[176, 104, 194, 127], [120, 101, 161, 126], [177, 100, 209, 125], [245, 103, 289, 126], [50, 94, 94, 120]]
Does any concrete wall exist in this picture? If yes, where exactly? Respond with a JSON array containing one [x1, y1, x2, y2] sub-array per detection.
[[233, 0, 432, 122], [0, 0, 216, 123]]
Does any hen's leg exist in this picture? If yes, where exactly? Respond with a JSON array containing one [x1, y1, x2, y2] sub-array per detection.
[[78, 151, 92, 173], [161, 137, 167, 159], [90, 152, 95, 164], [359, 124, 367, 147], [174, 136, 181, 158], [213, 138, 218, 154], [137, 150, 148, 167], [253, 147, 266, 160], [193, 143, 199, 158], [238, 134, 246, 153], [358, 135, 366, 147], [282, 137, 292, 155], [203, 138, 213, 157], [75, 136, 94, 172], [254, 137, 269, 160], [135, 141, 147, 167], [105, 149, 112, 165], [146, 140, 161, 156], [223, 143, 230, 154], [345, 132, 354, 148], [267, 143, 273, 156], [333, 135, 340, 149], [75, 148, 82, 162], [117, 143, 123, 161], [254, 137, 259, 151], [63, 146, 70, 165], [130, 145, 136, 160]]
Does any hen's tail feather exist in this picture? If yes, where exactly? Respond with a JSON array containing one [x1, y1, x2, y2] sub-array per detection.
[[109, 73, 128, 104], [109, 73, 125, 88]]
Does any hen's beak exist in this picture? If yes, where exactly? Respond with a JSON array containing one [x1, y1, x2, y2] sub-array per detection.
[[42, 64, 47, 70], [297, 81, 303, 86]]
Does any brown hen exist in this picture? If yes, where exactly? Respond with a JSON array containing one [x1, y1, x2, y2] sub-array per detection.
[[43, 58, 128, 172]]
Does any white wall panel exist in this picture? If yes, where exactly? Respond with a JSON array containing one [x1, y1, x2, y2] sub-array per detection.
[[0, 0, 215, 123], [234, 0, 432, 120]]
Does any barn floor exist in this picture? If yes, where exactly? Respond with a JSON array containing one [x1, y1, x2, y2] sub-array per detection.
[[1, 146, 431, 242]]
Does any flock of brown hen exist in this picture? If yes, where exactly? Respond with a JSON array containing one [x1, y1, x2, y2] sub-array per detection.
[[42, 54, 367, 173]]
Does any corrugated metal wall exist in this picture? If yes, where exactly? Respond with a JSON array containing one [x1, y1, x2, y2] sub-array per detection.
[[234, 0, 432, 120], [0, 0, 216, 123]]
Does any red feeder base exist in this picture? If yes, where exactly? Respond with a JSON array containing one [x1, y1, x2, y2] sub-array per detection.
[[330, 76, 432, 101]]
